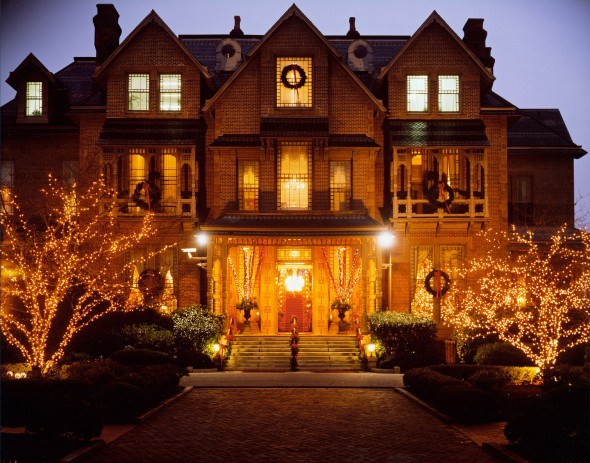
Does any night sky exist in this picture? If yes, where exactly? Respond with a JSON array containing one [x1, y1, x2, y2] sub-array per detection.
[[2, 0, 589, 222]]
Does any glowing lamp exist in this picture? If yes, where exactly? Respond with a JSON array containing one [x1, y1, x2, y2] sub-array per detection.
[[213, 343, 220, 353], [367, 343, 376, 355], [285, 272, 304, 292], [196, 232, 209, 246], [378, 231, 395, 248]]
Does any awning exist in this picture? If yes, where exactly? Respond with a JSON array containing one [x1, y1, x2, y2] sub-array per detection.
[[389, 119, 490, 147], [201, 212, 386, 236], [98, 118, 199, 145]]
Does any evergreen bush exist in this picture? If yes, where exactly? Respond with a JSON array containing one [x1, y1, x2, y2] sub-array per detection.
[[474, 342, 534, 366], [172, 305, 224, 362]]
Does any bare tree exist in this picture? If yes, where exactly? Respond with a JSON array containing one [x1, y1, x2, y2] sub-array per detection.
[[0, 176, 166, 376]]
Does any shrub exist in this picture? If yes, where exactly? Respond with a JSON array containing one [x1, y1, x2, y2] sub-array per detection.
[[556, 343, 588, 366], [110, 348, 172, 366], [182, 351, 215, 369], [66, 359, 128, 388], [404, 367, 499, 422], [452, 327, 498, 364], [368, 311, 438, 370], [1, 362, 31, 379], [505, 386, 589, 462], [377, 356, 395, 369], [172, 305, 225, 360], [474, 342, 534, 366], [466, 368, 510, 393], [429, 364, 540, 385], [102, 381, 145, 422], [118, 323, 175, 353]]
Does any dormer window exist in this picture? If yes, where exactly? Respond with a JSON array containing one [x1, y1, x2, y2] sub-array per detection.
[[128, 74, 149, 111], [407, 75, 428, 112], [25, 82, 42, 116], [277, 57, 312, 108], [160, 74, 181, 111], [439, 75, 459, 112]]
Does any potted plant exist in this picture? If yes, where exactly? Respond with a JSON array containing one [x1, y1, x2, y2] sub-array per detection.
[[331, 298, 352, 327], [236, 298, 258, 323]]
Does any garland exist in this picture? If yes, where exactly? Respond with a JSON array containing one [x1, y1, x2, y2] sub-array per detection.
[[280, 64, 307, 89], [137, 269, 165, 297], [428, 181, 454, 213], [132, 180, 161, 211], [424, 269, 451, 298]]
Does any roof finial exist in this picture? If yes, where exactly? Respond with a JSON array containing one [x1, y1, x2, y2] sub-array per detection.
[[230, 15, 244, 38], [346, 17, 360, 39]]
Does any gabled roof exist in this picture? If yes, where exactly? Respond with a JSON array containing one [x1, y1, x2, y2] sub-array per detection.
[[376, 11, 494, 85], [203, 4, 386, 112], [93, 10, 213, 88], [6, 53, 56, 90], [508, 109, 587, 158]]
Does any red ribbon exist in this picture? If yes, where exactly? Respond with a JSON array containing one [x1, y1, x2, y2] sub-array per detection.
[[434, 269, 442, 298]]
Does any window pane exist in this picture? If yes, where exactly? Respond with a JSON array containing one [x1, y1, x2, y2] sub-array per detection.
[[411, 246, 434, 318], [407, 76, 428, 112], [330, 161, 351, 211], [438, 75, 459, 112], [160, 74, 181, 111], [277, 57, 312, 108], [161, 154, 177, 200], [26, 81, 42, 116], [279, 143, 310, 210], [239, 160, 259, 211], [129, 74, 149, 111]]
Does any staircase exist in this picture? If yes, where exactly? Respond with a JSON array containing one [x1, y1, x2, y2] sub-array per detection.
[[226, 335, 361, 371]]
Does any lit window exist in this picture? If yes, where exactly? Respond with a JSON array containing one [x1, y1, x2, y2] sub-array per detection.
[[439, 75, 459, 112], [238, 160, 259, 211], [160, 74, 181, 111], [26, 82, 42, 116], [1, 160, 14, 213], [279, 143, 310, 210], [330, 161, 351, 211], [407, 76, 428, 112], [277, 57, 312, 108], [128, 74, 149, 111]]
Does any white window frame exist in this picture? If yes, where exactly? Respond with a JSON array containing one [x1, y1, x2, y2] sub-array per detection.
[[407, 75, 428, 112], [159, 74, 181, 111], [26, 81, 43, 116], [438, 75, 460, 112], [128, 74, 149, 111]]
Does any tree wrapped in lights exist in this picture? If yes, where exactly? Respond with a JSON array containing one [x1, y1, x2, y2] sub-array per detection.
[[228, 246, 264, 320], [444, 226, 590, 381], [322, 247, 362, 321], [0, 176, 161, 377]]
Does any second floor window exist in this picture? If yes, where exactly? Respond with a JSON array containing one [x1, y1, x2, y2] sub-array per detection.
[[330, 161, 351, 211], [439, 75, 459, 112], [277, 57, 312, 108], [238, 160, 259, 211], [407, 75, 428, 112], [26, 81, 42, 116], [160, 74, 181, 111], [279, 142, 311, 210], [128, 74, 149, 111]]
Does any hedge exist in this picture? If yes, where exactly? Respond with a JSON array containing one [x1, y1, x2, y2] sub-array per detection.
[[403, 367, 499, 422], [473, 342, 534, 366], [428, 364, 540, 385], [110, 348, 173, 366]]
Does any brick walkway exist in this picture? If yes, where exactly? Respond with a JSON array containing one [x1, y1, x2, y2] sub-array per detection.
[[85, 388, 501, 462]]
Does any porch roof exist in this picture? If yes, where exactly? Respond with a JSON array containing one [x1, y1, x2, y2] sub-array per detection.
[[201, 212, 386, 235], [389, 119, 490, 147], [98, 118, 199, 145]]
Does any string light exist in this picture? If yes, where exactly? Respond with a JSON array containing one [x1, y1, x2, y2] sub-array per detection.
[[0, 175, 171, 376], [321, 246, 362, 303], [443, 226, 590, 379], [228, 246, 264, 303]]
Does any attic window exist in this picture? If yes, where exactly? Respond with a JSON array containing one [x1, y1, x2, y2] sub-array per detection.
[[353, 45, 368, 59], [276, 57, 312, 108], [25, 82, 42, 116], [221, 44, 236, 58]]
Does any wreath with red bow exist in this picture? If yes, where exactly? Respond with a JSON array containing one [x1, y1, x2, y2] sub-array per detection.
[[428, 181, 454, 213], [132, 180, 161, 211], [280, 64, 307, 89], [424, 269, 451, 298]]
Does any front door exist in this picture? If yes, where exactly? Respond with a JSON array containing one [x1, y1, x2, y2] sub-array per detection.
[[277, 264, 312, 333]]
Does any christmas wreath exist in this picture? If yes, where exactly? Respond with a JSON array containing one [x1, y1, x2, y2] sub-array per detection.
[[424, 269, 451, 298], [132, 180, 161, 211], [280, 64, 307, 89], [428, 181, 454, 213], [138, 269, 165, 297]]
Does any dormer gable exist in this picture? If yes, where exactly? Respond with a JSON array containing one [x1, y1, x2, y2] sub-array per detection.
[[6, 53, 56, 123]]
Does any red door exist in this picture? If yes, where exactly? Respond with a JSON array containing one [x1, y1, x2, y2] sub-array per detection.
[[279, 293, 311, 332]]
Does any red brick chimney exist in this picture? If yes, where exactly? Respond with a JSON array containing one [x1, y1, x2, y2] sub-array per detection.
[[229, 15, 244, 38], [346, 17, 360, 39], [94, 4, 122, 65], [463, 18, 495, 73]]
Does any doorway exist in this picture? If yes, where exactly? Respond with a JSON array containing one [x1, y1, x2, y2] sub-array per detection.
[[277, 264, 312, 333]]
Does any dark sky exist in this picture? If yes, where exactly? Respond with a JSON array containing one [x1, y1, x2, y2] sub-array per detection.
[[2, 0, 589, 221]]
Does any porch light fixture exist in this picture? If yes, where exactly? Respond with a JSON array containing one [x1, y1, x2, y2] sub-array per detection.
[[213, 343, 220, 353], [285, 271, 304, 292], [377, 231, 395, 248], [196, 232, 209, 247], [366, 343, 376, 357]]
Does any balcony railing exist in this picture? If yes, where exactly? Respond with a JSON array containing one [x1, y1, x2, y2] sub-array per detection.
[[393, 194, 486, 219], [101, 196, 196, 217]]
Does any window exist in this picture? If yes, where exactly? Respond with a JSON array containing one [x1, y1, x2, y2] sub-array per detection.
[[278, 143, 311, 210], [407, 75, 428, 112], [330, 161, 351, 211], [276, 57, 312, 108], [26, 82, 42, 116], [238, 160, 259, 211], [128, 74, 149, 111], [411, 245, 434, 318], [439, 75, 459, 112], [516, 176, 532, 203], [160, 74, 181, 111], [1, 160, 14, 213]]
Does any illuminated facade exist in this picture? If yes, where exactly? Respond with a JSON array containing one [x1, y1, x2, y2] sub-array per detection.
[[2, 5, 585, 338]]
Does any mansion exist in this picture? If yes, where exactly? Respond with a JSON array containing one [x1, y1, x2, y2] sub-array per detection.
[[1, 4, 585, 338]]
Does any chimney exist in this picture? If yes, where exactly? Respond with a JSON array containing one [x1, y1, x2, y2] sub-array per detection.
[[94, 4, 122, 65], [229, 15, 244, 38], [463, 18, 495, 73], [346, 17, 360, 39]]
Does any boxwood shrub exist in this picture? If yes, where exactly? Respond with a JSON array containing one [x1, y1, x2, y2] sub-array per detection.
[[404, 367, 499, 422], [474, 342, 534, 366], [110, 348, 173, 366], [368, 311, 438, 371]]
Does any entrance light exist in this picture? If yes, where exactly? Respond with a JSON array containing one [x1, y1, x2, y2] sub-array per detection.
[[196, 232, 209, 246], [378, 231, 395, 248], [285, 271, 304, 292]]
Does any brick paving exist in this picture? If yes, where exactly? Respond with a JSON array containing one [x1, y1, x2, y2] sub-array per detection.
[[85, 388, 501, 463]]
